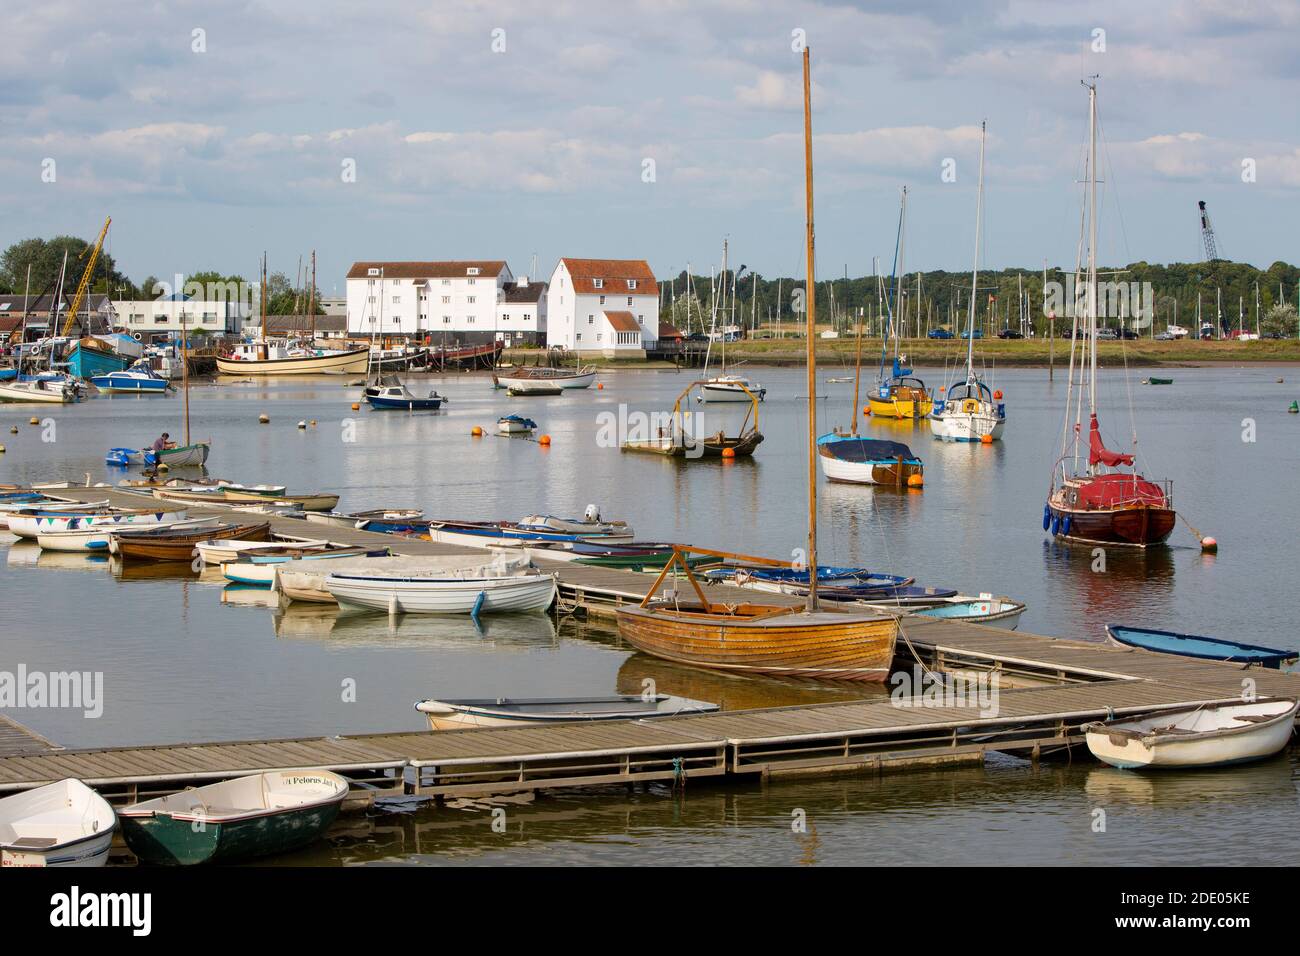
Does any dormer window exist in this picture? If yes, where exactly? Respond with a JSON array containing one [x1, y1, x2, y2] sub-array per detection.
[[628, 279, 637, 289], [593, 278, 603, 289], [467, 267, 480, 276]]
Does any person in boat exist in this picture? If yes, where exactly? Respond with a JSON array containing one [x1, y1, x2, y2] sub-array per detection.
[[151, 432, 175, 455]]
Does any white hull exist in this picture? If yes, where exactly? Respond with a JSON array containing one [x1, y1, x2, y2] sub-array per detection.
[[698, 378, 765, 402], [1085, 699, 1298, 769], [277, 554, 532, 603], [216, 348, 369, 376], [0, 382, 74, 404], [498, 420, 536, 433], [196, 537, 325, 566], [35, 529, 116, 552], [326, 571, 557, 615], [818, 455, 882, 484], [9, 510, 183, 540], [496, 370, 595, 390], [928, 408, 1005, 442], [427, 526, 635, 549], [0, 780, 116, 868]]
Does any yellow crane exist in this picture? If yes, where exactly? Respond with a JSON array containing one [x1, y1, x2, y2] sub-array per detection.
[[60, 216, 111, 338]]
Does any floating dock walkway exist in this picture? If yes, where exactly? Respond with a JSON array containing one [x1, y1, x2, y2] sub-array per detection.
[[1, 485, 1296, 804]]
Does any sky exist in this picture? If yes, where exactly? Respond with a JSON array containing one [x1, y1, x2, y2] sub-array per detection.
[[2, 0, 1297, 294]]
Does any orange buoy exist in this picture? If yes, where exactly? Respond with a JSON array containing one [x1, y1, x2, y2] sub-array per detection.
[[471, 426, 483, 437], [539, 434, 552, 446], [351, 402, 360, 410], [28, 417, 38, 425], [597, 383, 604, 390], [1200, 536, 1218, 553], [906, 473, 924, 488], [993, 389, 1003, 400], [721, 447, 736, 459], [980, 433, 993, 444], [938, 386, 946, 393], [862, 406, 871, 416]]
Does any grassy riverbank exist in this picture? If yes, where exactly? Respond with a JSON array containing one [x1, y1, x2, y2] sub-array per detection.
[[506, 337, 1300, 369]]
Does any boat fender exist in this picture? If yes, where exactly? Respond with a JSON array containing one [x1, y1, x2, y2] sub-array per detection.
[[1062, 515, 1072, 536], [471, 590, 486, 624], [1042, 505, 1051, 531], [1050, 515, 1060, 536]]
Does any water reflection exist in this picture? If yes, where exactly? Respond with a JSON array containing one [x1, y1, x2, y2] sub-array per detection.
[[1041, 539, 1177, 642]]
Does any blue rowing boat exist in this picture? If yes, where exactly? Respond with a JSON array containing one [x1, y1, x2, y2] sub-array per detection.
[[1106, 624, 1297, 669]]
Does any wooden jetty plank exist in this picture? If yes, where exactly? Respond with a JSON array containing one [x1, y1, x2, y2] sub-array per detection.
[[0, 714, 58, 757]]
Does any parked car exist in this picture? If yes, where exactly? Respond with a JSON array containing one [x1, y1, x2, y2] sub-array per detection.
[[1154, 331, 1175, 341], [960, 329, 984, 339], [996, 328, 1023, 339], [927, 328, 954, 339], [1095, 328, 1118, 341], [1119, 328, 1139, 340], [685, 332, 710, 343]]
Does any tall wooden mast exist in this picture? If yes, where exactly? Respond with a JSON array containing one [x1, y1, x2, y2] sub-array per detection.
[[802, 46, 819, 613]]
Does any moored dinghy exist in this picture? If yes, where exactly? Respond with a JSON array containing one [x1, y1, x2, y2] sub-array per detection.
[[1105, 624, 1297, 669], [1083, 699, 1299, 770], [0, 779, 117, 867], [325, 556, 557, 615], [414, 694, 719, 730], [497, 414, 537, 434], [119, 770, 349, 865]]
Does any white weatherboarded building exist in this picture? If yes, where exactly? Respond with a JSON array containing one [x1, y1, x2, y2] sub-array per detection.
[[545, 259, 658, 357], [345, 261, 513, 343]]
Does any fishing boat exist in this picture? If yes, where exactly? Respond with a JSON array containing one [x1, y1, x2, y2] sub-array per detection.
[[325, 564, 558, 615], [91, 363, 170, 394], [363, 378, 444, 410], [1105, 624, 1297, 669], [0, 378, 77, 404], [304, 508, 424, 529], [697, 239, 766, 402], [216, 341, 370, 376], [1083, 699, 1299, 770], [67, 337, 131, 379], [498, 414, 537, 434], [621, 379, 764, 458], [221, 546, 389, 586], [119, 770, 349, 865], [111, 521, 271, 561], [929, 121, 1006, 443], [414, 694, 719, 730], [616, 51, 899, 683], [0, 779, 117, 868], [275, 553, 522, 603], [1046, 83, 1175, 548], [493, 365, 596, 390], [869, 189, 934, 419]]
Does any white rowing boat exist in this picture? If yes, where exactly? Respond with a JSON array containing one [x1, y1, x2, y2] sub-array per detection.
[[325, 561, 557, 615], [275, 553, 514, 603], [195, 536, 328, 566], [1083, 698, 1299, 769], [0, 779, 116, 867], [414, 694, 719, 730], [11, 509, 185, 540]]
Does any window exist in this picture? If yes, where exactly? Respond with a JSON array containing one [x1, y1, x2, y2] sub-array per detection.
[[392, 296, 401, 304], [599, 295, 605, 305], [443, 316, 451, 324], [588, 315, 594, 324], [467, 296, 476, 304], [627, 297, 633, 306], [367, 268, 380, 277], [638, 315, 644, 323], [523, 313, 531, 322], [368, 296, 376, 304], [467, 278, 476, 285], [467, 316, 475, 324], [628, 279, 637, 289], [597, 333, 602, 341], [441, 296, 450, 304], [593, 278, 603, 289], [419, 292, 428, 301], [441, 279, 451, 286], [501, 314, 509, 322], [577, 333, 582, 341], [368, 278, 375, 286], [467, 267, 480, 276]]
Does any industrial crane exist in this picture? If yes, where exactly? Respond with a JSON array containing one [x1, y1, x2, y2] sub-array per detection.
[[60, 216, 111, 338], [1197, 201, 1219, 261]]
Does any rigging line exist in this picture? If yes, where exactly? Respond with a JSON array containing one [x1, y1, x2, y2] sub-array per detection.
[[1095, 110, 1133, 267]]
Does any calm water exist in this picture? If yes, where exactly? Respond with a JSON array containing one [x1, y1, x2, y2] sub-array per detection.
[[1, 363, 1297, 864]]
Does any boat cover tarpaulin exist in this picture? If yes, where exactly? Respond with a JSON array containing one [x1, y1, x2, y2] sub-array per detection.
[[816, 435, 917, 462], [1088, 413, 1134, 467], [1076, 473, 1167, 508]]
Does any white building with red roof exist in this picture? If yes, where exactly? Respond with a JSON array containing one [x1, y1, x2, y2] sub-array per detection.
[[545, 258, 658, 356]]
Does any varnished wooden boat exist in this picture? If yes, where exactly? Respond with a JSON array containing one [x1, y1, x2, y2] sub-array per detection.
[[219, 490, 339, 511], [620, 379, 763, 459], [112, 522, 271, 561]]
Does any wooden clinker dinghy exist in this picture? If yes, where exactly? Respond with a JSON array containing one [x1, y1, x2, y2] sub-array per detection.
[[414, 694, 719, 730], [1083, 698, 1299, 770], [112, 521, 271, 561], [120, 770, 348, 865], [0, 779, 116, 867]]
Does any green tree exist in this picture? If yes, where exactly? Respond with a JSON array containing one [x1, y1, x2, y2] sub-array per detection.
[[1261, 304, 1298, 338], [0, 235, 133, 298]]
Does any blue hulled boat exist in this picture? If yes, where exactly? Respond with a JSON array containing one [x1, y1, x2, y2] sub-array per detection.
[[1106, 625, 1296, 669], [92, 363, 170, 394], [67, 339, 131, 379]]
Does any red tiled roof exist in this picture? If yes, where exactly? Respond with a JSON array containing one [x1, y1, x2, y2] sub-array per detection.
[[346, 261, 507, 280], [561, 258, 657, 295], [602, 310, 641, 333], [658, 321, 683, 340]]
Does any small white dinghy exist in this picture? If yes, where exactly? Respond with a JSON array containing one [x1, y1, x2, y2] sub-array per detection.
[[325, 557, 557, 615], [0, 779, 116, 867], [1083, 698, 1299, 770], [414, 694, 720, 730]]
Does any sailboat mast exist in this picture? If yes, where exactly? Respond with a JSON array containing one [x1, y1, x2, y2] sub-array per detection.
[[802, 47, 819, 613], [260, 252, 268, 342], [309, 250, 317, 341], [851, 299, 863, 436], [180, 308, 191, 446], [966, 121, 986, 382], [1086, 81, 1099, 417]]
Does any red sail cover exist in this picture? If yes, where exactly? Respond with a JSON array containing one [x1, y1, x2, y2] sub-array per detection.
[[1089, 414, 1134, 467], [1077, 473, 1167, 508]]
